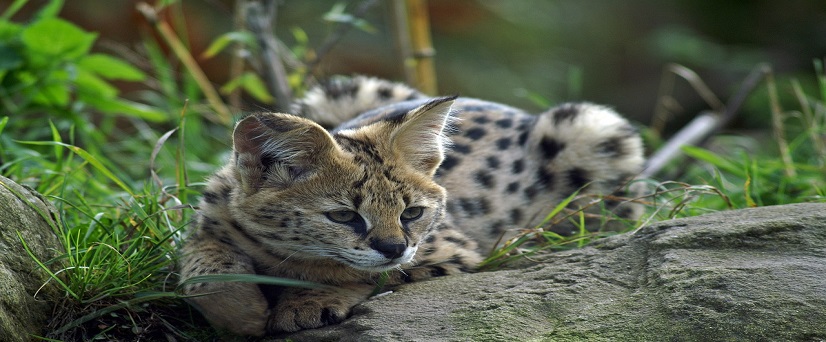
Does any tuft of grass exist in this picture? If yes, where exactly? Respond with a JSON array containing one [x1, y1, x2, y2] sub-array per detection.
[[9, 117, 196, 340], [479, 186, 642, 270]]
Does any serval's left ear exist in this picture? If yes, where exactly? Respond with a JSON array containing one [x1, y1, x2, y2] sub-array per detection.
[[232, 113, 335, 193], [389, 96, 456, 176]]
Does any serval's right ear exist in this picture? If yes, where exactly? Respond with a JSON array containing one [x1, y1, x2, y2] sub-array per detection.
[[232, 113, 335, 193]]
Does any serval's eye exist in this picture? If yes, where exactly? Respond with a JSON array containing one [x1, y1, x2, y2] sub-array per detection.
[[400, 207, 424, 221], [326, 210, 358, 223]]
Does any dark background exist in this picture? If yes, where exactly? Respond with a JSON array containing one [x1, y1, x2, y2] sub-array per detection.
[[12, 0, 826, 126]]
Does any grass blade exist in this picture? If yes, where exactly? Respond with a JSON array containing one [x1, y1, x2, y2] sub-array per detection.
[[16, 140, 134, 196], [177, 274, 329, 291]]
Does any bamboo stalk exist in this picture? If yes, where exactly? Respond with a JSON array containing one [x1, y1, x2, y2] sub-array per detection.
[[405, 0, 437, 95], [390, 0, 415, 84], [137, 3, 232, 125]]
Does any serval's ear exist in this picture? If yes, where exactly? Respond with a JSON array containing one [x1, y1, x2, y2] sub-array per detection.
[[232, 113, 335, 193], [389, 96, 456, 176]]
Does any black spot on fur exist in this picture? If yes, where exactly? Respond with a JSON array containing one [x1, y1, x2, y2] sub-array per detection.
[[452, 143, 472, 154], [445, 201, 458, 214], [201, 217, 220, 234], [439, 155, 459, 171], [517, 131, 530, 146], [506, 181, 520, 193], [495, 118, 513, 128], [465, 127, 487, 140], [336, 135, 385, 164], [474, 170, 495, 188], [202, 191, 219, 204], [353, 174, 368, 189], [473, 116, 491, 124], [536, 167, 555, 188], [486, 156, 501, 169], [218, 236, 235, 246], [489, 220, 507, 237], [444, 236, 468, 247], [524, 185, 539, 200], [425, 235, 436, 244], [512, 159, 525, 174], [478, 197, 492, 215], [231, 220, 262, 245], [496, 137, 512, 150], [324, 79, 359, 100], [458, 198, 475, 215], [539, 137, 565, 160], [567, 167, 590, 190], [458, 197, 491, 216], [553, 104, 580, 125], [517, 116, 534, 131], [377, 85, 393, 99], [430, 266, 448, 277], [463, 105, 488, 112], [596, 137, 624, 156], [510, 208, 523, 224]]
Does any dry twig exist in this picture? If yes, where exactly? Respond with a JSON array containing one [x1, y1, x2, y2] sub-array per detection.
[[246, 0, 292, 112]]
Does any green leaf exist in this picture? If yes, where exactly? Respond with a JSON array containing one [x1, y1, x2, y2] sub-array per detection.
[[323, 2, 377, 33], [681, 145, 744, 177], [220, 72, 274, 103], [82, 97, 168, 122], [21, 18, 96, 60], [76, 69, 118, 99], [0, 20, 23, 41], [34, 0, 64, 20], [31, 69, 70, 106], [0, 116, 8, 136], [202, 31, 256, 59], [48, 120, 63, 168], [1, 0, 29, 20], [0, 42, 23, 70], [78, 54, 145, 81]]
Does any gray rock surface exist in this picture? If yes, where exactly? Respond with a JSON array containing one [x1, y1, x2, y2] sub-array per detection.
[[279, 203, 826, 342], [0, 176, 63, 342]]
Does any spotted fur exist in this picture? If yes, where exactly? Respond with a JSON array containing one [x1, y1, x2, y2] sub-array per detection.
[[179, 76, 645, 336]]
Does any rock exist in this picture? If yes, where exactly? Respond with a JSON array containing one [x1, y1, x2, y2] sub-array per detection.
[[278, 203, 826, 341], [0, 176, 64, 342]]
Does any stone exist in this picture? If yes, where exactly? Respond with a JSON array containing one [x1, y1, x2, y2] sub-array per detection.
[[276, 203, 826, 341], [0, 176, 64, 342]]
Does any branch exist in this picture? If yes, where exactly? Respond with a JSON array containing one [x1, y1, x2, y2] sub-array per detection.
[[246, 0, 292, 112], [304, 0, 380, 80], [640, 64, 769, 178], [137, 2, 232, 125]]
